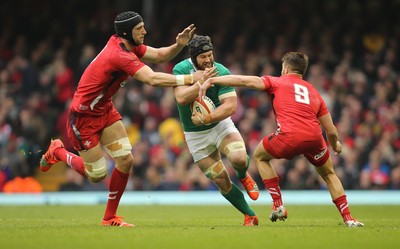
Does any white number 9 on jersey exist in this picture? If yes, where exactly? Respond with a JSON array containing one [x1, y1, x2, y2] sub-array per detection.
[[294, 83, 310, 104]]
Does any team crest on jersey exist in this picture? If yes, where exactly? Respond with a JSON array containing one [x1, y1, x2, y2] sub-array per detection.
[[120, 81, 127, 87], [84, 140, 92, 147]]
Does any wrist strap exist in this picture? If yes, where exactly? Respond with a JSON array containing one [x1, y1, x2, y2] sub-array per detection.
[[176, 75, 185, 86]]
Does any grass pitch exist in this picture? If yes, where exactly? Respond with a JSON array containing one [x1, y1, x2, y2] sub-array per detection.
[[0, 205, 399, 249]]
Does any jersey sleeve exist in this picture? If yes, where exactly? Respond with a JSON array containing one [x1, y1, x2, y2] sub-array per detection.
[[132, 45, 147, 58], [174, 59, 195, 75], [173, 62, 187, 75], [316, 93, 329, 118], [260, 75, 279, 93]]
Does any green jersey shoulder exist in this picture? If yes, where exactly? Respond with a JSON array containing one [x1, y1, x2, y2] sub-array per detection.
[[173, 59, 236, 132]]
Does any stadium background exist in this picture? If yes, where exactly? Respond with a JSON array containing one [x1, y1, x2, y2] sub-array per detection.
[[0, 0, 399, 193]]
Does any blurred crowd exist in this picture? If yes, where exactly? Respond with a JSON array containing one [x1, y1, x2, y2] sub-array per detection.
[[0, 0, 399, 192]]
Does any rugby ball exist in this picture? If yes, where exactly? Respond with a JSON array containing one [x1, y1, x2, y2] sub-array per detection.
[[190, 96, 216, 115]]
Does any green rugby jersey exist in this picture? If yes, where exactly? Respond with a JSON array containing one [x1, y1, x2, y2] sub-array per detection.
[[173, 59, 236, 132]]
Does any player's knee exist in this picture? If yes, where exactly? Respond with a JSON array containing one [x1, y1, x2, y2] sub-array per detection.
[[116, 154, 134, 173], [103, 137, 133, 173], [85, 157, 107, 183], [224, 141, 246, 157], [89, 175, 106, 183], [204, 160, 226, 179], [230, 154, 248, 169], [224, 142, 247, 166]]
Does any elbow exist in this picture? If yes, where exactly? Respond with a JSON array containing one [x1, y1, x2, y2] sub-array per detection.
[[155, 58, 168, 64], [143, 79, 157, 86], [225, 106, 236, 116], [175, 97, 186, 106], [175, 95, 191, 106]]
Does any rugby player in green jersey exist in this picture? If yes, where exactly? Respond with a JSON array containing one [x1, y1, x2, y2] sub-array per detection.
[[173, 35, 259, 226]]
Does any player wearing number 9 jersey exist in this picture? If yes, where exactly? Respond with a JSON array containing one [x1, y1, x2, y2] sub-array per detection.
[[260, 73, 329, 162], [200, 51, 364, 228]]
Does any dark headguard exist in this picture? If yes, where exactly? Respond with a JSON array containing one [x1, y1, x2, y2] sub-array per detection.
[[188, 35, 213, 69], [114, 11, 143, 46]]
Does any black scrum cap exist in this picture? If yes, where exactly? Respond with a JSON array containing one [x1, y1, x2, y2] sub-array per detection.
[[188, 35, 213, 59], [114, 11, 143, 45]]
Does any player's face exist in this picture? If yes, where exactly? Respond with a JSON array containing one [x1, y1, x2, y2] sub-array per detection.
[[196, 51, 214, 70], [132, 22, 146, 45]]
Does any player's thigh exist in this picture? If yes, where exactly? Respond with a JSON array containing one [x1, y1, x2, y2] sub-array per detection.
[[184, 130, 217, 162], [100, 120, 128, 144], [218, 132, 245, 152], [254, 139, 275, 161], [314, 156, 335, 178], [78, 143, 104, 163], [218, 132, 247, 163], [218, 132, 246, 152], [196, 150, 221, 172]]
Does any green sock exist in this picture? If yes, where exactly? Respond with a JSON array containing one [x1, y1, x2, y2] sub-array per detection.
[[222, 183, 255, 216], [233, 155, 250, 180]]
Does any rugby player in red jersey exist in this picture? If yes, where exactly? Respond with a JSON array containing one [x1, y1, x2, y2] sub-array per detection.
[[39, 11, 216, 227], [199, 52, 364, 228]]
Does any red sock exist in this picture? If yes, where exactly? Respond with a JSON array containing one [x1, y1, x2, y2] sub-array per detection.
[[54, 148, 86, 177], [263, 177, 283, 208], [333, 195, 353, 222], [103, 167, 130, 221]]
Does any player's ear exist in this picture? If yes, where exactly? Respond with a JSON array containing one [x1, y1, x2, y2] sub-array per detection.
[[282, 64, 288, 75]]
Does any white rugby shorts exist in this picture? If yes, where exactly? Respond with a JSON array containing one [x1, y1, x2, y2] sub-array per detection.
[[184, 118, 239, 162]]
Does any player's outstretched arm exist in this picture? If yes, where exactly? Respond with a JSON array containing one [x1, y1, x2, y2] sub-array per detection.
[[133, 65, 193, 86], [133, 65, 214, 87], [141, 24, 196, 64], [199, 75, 264, 98]]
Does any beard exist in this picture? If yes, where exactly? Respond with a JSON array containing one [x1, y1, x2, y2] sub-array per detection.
[[198, 60, 214, 70]]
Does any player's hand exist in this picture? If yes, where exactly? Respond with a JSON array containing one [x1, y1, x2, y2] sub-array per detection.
[[192, 67, 218, 84], [191, 111, 211, 126], [192, 70, 204, 83], [198, 78, 213, 99], [333, 141, 342, 155], [176, 24, 196, 46], [202, 66, 218, 81]]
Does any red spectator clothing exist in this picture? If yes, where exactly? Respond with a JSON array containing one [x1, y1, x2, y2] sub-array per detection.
[[55, 66, 74, 104], [261, 74, 329, 140], [69, 35, 147, 116]]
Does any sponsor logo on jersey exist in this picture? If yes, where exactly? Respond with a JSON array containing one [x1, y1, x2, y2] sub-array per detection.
[[314, 147, 327, 160], [79, 104, 89, 111]]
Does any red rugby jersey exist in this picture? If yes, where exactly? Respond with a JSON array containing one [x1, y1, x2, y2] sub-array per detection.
[[261, 74, 329, 140], [70, 35, 146, 115]]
